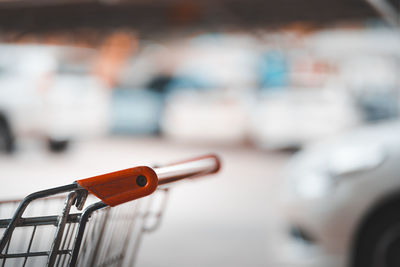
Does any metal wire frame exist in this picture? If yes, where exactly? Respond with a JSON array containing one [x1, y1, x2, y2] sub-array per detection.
[[74, 188, 169, 267], [0, 154, 219, 267], [0, 184, 169, 267]]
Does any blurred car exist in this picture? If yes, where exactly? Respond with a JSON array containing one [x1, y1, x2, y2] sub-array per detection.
[[162, 90, 249, 144], [111, 43, 172, 135], [278, 120, 400, 267], [250, 87, 360, 150], [0, 44, 109, 153], [313, 28, 400, 124], [110, 87, 164, 135], [251, 28, 400, 150], [160, 34, 258, 144]]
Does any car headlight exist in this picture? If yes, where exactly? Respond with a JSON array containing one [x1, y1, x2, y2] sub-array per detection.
[[327, 144, 386, 177]]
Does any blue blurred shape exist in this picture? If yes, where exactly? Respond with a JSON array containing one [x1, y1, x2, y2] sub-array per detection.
[[166, 75, 211, 93], [111, 88, 164, 135], [357, 91, 399, 122], [260, 50, 289, 89]]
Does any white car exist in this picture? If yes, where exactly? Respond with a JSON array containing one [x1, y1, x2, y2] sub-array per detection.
[[0, 44, 109, 152], [162, 90, 249, 144], [278, 120, 400, 267], [250, 87, 360, 150], [160, 34, 258, 144], [251, 28, 400, 150]]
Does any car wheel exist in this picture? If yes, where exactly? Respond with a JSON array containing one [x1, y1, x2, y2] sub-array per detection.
[[352, 200, 400, 267], [47, 138, 70, 153], [0, 119, 14, 153]]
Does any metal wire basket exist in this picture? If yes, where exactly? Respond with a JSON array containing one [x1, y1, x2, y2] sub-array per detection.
[[0, 154, 220, 267]]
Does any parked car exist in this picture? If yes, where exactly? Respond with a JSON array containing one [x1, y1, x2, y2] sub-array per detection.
[[162, 89, 249, 144], [278, 120, 400, 267], [0, 44, 109, 153], [160, 34, 258, 144], [110, 87, 164, 135], [251, 28, 400, 150], [249, 87, 360, 150]]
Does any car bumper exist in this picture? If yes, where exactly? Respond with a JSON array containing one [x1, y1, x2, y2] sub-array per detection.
[[273, 237, 344, 267]]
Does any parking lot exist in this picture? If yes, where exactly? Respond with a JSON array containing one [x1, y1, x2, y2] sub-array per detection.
[[0, 1, 399, 265]]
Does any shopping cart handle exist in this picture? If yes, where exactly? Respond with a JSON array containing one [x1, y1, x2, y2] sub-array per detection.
[[155, 154, 221, 185], [76, 166, 158, 207], [76, 154, 221, 206]]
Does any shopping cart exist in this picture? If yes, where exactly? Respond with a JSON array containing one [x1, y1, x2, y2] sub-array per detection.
[[0, 154, 221, 267]]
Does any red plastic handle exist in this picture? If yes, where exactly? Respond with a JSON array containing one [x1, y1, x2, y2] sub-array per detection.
[[76, 166, 158, 206]]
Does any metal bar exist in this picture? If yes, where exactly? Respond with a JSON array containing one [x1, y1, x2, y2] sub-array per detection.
[[156, 155, 220, 185], [0, 214, 81, 228], [0, 250, 71, 258], [94, 207, 116, 266], [22, 226, 37, 267], [1, 237, 10, 267], [126, 206, 147, 267], [86, 206, 110, 267], [47, 192, 78, 267], [59, 223, 77, 267], [116, 203, 140, 267], [0, 183, 78, 253], [0, 195, 65, 205], [143, 188, 169, 233], [69, 201, 107, 267], [56, 222, 72, 267]]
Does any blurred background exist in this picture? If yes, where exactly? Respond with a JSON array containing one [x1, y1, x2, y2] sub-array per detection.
[[0, 0, 399, 266]]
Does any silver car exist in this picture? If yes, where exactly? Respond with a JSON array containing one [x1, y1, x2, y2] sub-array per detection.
[[280, 120, 400, 267]]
